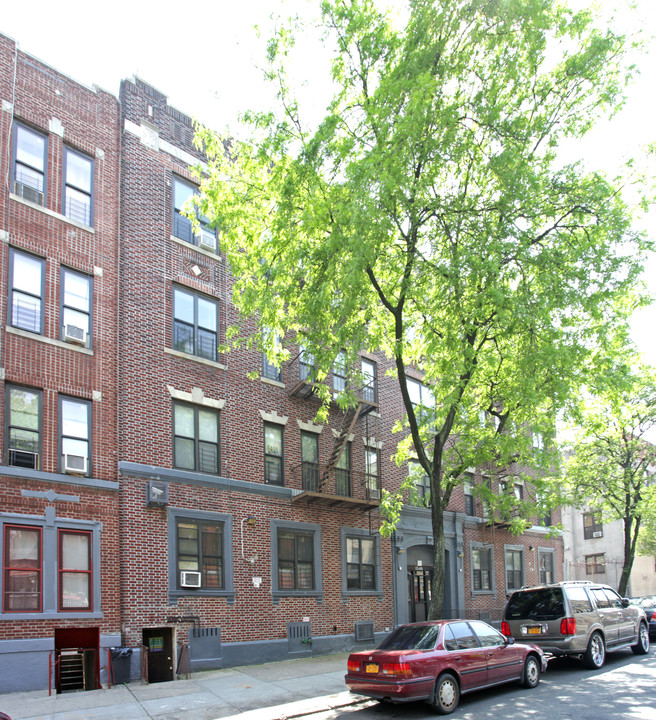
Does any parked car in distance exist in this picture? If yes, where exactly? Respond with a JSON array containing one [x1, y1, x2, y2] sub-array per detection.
[[345, 619, 546, 715], [503, 581, 650, 669], [631, 596, 656, 638]]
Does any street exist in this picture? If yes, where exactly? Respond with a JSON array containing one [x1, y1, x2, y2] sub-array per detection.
[[313, 649, 656, 720]]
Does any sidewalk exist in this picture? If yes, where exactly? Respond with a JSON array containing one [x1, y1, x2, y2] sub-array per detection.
[[0, 653, 371, 720]]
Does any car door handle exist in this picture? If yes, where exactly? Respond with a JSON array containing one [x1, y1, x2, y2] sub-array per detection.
[[452, 655, 462, 662]]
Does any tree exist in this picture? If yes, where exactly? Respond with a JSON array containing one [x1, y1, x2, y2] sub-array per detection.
[[195, 0, 652, 618], [565, 368, 656, 596]]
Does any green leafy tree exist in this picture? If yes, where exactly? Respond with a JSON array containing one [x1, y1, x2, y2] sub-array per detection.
[[565, 368, 656, 597], [195, 0, 652, 618]]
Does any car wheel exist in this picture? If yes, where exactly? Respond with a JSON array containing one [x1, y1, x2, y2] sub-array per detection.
[[431, 672, 460, 715], [632, 622, 650, 655], [583, 632, 605, 669], [522, 654, 541, 688]]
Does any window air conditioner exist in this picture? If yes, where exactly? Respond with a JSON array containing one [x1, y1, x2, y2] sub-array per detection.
[[64, 454, 87, 474], [367, 488, 381, 501], [198, 229, 216, 251], [592, 530, 603, 538], [180, 571, 202, 588], [64, 324, 87, 344], [14, 181, 45, 206], [9, 449, 39, 470]]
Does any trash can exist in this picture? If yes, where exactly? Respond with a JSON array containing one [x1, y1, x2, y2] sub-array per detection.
[[110, 647, 133, 684]]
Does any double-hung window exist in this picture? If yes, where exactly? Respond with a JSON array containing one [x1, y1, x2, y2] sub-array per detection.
[[586, 553, 606, 575], [63, 148, 93, 225], [583, 512, 603, 540], [264, 424, 283, 484], [346, 536, 375, 590], [472, 545, 493, 591], [406, 376, 435, 413], [408, 461, 430, 506], [277, 530, 314, 590], [463, 474, 475, 516], [333, 351, 347, 392], [58, 530, 92, 611], [61, 268, 92, 346], [538, 549, 555, 584], [13, 123, 46, 204], [173, 402, 220, 474], [361, 359, 377, 403], [301, 432, 319, 491], [262, 329, 282, 381], [59, 396, 91, 475], [173, 177, 216, 251], [176, 519, 224, 590], [5, 385, 42, 470], [299, 345, 315, 381], [505, 547, 524, 591], [9, 249, 45, 334], [365, 447, 380, 498], [3, 524, 42, 612], [335, 442, 351, 496], [173, 287, 219, 361]]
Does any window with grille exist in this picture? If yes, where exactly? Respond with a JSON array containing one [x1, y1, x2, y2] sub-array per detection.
[[63, 148, 93, 225], [346, 537, 376, 590], [472, 546, 492, 591], [173, 286, 219, 361], [173, 402, 220, 475], [278, 530, 314, 590], [176, 519, 224, 590], [9, 249, 44, 334], [264, 424, 283, 485]]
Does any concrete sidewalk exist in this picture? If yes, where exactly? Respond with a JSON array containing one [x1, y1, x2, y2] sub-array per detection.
[[0, 653, 371, 720]]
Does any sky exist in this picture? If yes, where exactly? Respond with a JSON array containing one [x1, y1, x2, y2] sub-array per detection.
[[2, 0, 655, 364]]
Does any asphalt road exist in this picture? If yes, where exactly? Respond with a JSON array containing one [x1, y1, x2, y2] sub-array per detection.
[[314, 648, 656, 720]]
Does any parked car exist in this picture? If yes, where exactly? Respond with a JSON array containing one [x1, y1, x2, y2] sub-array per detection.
[[345, 619, 546, 714], [502, 581, 650, 669], [632, 596, 656, 638]]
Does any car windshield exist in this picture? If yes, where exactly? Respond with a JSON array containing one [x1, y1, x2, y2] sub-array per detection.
[[377, 624, 441, 651], [505, 588, 565, 621]]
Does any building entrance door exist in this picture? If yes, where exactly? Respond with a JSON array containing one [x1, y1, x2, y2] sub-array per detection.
[[142, 628, 174, 683], [408, 566, 432, 622]]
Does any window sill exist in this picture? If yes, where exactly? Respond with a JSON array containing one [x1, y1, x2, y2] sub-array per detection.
[[10, 193, 94, 232], [260, 376, 285, 388], [0, 611, 103, 620], [6, 326, 93, 354], [170, 234, 222, 260], [164, 347, 226, 369]]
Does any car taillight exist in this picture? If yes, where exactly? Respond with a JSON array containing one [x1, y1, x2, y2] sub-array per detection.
[[560, 617, 576, 635], [501, 621, 511, 637], [381, 662, 412, 677], [347, 659, 360, 673]]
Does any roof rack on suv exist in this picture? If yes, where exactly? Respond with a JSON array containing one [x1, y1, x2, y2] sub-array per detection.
[[556, 580, 593, 586]]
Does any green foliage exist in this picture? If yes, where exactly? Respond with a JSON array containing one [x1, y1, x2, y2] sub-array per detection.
[[195, 0, 652, 615]]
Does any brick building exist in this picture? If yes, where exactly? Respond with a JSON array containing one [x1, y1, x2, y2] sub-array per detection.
[[0, 33, 563, 693], [0, 34, 121, 692]]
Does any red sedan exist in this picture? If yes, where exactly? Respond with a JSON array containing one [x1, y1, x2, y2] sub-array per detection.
[[345, 619, 546, 714]]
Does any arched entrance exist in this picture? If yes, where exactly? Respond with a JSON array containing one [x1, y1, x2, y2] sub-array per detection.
[[407, 546, 452, 621]]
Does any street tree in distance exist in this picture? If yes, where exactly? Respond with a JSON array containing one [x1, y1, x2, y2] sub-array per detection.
[[565, 366, 656, 597], [194, 0, 652, 618]]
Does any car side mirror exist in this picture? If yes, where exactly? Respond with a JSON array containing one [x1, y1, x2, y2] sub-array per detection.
[[621, 598, 630, 608], [505, 636, 515, 645]]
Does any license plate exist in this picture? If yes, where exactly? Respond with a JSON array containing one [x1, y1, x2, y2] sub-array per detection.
[[366, 663, 379, 673], [527, 626, 542, 635]]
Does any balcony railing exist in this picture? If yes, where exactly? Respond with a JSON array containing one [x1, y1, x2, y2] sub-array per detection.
[[290, 462, 381, 510]]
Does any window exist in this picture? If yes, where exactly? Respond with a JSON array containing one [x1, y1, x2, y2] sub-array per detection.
[[12, 123, 46, 203], [538, 549, 555, 585], [63, 148, 93, 225], [173, 177, 216, 251], [408, 461, 430, 506], [585, 553, 606, 575], [9, 248, 45, 334], [335, 442, 351, 496], [346, 536, 375, 590], [470, 620, 505, 647], [301, 432, 319, 491], [463, 473, 475, 516], [278, 530, 315, 590], [505, 547, 524, 591], [262, 328, 282, 381], [472, 545, 493, 592], [3, 524, 42, 612], [583, 512, 603, 540], [365, 446, 380, 498], [264, 424, 283, 484], [5, 385, 41, 470], [61, 268, 92, 346], [333, 351, 347, 392], [446, 621, 478, 650], [173, 402, 220, 474], [406, 376, 435, 409], [173, 287, 219, 361], [58, 530, 92, 611], [299, 345, 315, 381], [361, 359, 377, 403], [176, 519, 223, 590], [59, 396, 91, 475]]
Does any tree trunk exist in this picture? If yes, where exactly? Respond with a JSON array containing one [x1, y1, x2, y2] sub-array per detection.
[[428, 498, 446, 620], [618, 514, 640, 597]]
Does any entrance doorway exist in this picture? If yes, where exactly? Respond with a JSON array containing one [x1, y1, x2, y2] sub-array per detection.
[[54, 627, 100, 693], [142, 628, 174, 683], [406, 545, 453, 621]]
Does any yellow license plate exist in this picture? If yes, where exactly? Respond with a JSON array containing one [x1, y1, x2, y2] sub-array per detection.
[[527, 627, 542, 635], [366, 663, 379, 673]]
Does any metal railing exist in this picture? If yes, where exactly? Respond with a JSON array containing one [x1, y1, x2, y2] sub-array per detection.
[[290, 462, 380, 501]]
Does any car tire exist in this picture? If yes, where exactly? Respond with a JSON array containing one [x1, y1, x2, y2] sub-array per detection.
[[431, 672, 460, 715], [522, 654, 541, 688], [583, 632, 605, 669], [631, 622, 650, 655]]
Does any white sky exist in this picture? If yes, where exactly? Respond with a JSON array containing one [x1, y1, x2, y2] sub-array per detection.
[[2, 0, 655, 364]]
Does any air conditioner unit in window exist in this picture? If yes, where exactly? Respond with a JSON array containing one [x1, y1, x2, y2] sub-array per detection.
[[9, 449, 39, 470], [367, 488, 381, 501], [180, 571, 202, 588], [592, 530, 603, 538], [14, 181, 44, 206], [198, 229, 216, 251], [64, 324, 87, 344], [64, 454, 87, 474]]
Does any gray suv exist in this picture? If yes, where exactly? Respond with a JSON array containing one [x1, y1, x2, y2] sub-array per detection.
[[502, 581, 650, 668]]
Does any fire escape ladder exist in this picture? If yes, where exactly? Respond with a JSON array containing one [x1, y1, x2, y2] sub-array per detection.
[[319, 403, 362, 492]]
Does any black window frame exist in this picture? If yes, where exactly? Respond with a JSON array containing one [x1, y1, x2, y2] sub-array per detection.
[[60, 267, 93, 348], [332, 351, 347, 392], [8, 248, 45, 335], [471, 543, 494, 593], [175, 518, 224, 590], [585, 553, 606, 575], [463, 473, 475, 516], [58, 395, 91, 476], [504, 546, 524, 592], [172, 285, 220, 362], [62, 147, 94, 226], [335, 441, 351, 496], [172, 401, 220, 475], [172, 176, 217, 252], [345, 535, 376, 591], [301, 431, 319, 491], [538, 548, 555, 585], [271, 520, 322, 600], [5, 384, 42, 471], [583, 512, 603, 540], [12, 122, 47, 201], [264, 423, 284, 485], [360, 358, 377, 403]]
